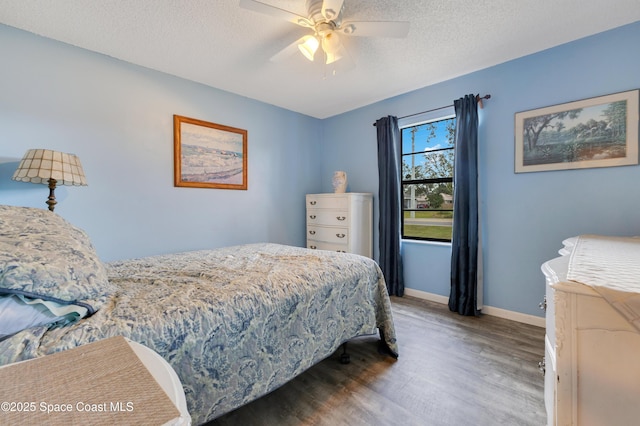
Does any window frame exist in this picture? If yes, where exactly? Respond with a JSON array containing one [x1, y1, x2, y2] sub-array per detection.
[[399, 107, 456, 243]]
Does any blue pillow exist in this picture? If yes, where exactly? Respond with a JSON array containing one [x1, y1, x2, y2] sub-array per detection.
[[0, 295, 87, 340], [0, 205, 116, 316]]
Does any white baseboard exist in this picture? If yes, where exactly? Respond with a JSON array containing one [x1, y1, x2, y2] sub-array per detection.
[[403, 288, 545, 328], [404, 288, 449, 304]]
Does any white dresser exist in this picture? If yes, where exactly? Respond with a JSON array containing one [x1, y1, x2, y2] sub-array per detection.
[[541, 236, 640, 426], [306, 193, 372, 258]]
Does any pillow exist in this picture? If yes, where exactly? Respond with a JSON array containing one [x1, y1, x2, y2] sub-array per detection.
[[0, 205, 116, 316], [0, 295, 86, 340]]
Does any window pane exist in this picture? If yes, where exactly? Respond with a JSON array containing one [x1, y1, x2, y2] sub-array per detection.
[[403, 150, 454, 180], [402, 153, 424, 180], [401, 118, 455, 154], [403, 183, 453, 241]]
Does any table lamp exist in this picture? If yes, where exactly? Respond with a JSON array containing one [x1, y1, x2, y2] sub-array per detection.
[[12, 149, 87, 212]]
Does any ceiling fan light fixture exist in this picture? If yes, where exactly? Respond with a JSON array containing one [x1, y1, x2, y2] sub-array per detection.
[[324, 50, 342, 64], [298, 35, 319, 61], [321, 31, 343, 64]]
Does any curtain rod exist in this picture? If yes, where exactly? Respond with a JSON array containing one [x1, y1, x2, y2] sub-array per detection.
[[372, 94, 491, 126]]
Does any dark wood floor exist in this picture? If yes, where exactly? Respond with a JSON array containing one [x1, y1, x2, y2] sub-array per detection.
[[206, 296, 546, 426]]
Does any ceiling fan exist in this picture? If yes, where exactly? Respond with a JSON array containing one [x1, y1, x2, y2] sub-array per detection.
[[239, 0, 410, 65]]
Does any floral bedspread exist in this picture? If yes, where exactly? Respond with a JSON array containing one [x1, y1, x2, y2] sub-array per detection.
[[0, 243, 397, 425]]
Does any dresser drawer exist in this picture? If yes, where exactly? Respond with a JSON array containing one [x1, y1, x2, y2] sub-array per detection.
[[307, 210, 350, 226], [306, 240, 348, 253], [306, 194, 348, 209], [307, 226, 349, 243]]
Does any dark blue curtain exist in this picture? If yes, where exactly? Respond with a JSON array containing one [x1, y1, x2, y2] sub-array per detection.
[[376, 116, 404, 296], [449, 95, 480, 316]]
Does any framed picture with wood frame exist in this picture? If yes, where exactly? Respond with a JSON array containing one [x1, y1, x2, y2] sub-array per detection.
[[173, 115, 247, 189], [514, 89, 639, 173]]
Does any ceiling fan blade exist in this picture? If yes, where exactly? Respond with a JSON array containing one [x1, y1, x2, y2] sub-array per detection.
[[239, 0, 313, 27], [269, 36, 311, 62], [321, 0, 344, 20], [338, 21, 410, 38]]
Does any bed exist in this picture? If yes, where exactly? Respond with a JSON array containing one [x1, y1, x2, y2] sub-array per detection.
[[0, 205, 398, 425]]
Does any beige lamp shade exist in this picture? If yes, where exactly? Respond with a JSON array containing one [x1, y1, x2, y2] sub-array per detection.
[[12, 149, 87, 212], [12, 149, 87, 186], [322, 32, 346, 65], [298, 35, 319, 61]]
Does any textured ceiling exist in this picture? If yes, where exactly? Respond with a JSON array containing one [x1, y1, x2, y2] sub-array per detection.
[[1, 0, 639, 118]]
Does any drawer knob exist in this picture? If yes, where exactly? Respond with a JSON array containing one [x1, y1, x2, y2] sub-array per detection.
[[336, 233, 345, 238], [337, 250, 346, 253], [310, 201, 317, 205], [539, 295, 547, 311], [310, 245, 317, 249], [336, 216, 346, 221], [309, 215, 316, 219], [309, 230, 316, 235]]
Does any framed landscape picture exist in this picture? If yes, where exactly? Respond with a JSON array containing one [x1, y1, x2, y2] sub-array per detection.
[[173, 115, 247, 189], [514, 89, 639, 173]]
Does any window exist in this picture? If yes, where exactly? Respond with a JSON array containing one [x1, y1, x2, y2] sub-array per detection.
[[400, 110, 456, 242]]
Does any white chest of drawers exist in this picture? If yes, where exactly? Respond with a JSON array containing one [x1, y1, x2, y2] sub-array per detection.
[[541, 236, 640, 426], [306, 193, 372, 258]]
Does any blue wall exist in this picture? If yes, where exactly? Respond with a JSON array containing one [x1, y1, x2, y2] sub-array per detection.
[[2, 21, 640, 319], [322, 21, 640, 317], [0, 24, 323, 261]]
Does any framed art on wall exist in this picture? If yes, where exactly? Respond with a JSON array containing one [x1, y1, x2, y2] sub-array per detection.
[[173, 115, 247, 189], [514, 89, 639, 173]]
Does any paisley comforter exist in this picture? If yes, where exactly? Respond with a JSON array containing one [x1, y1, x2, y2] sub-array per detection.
[[0, 242, 397, 425]]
